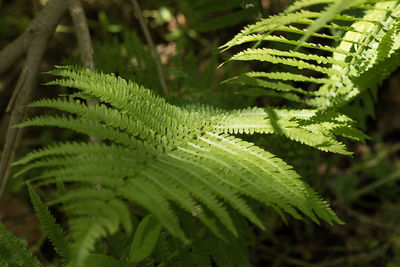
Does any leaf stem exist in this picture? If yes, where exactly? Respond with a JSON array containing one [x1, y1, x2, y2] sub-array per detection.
[[130, 0, 169, 96]]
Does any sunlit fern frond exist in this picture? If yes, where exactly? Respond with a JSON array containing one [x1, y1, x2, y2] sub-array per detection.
[[11, 65, 364, 265], [221, 0, 400, 108]]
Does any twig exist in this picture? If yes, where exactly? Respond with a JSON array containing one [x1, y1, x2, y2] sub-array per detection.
[[0, 0, 69, 76], [0, 37, 49, 201], [130, 0, 169, 96], [69, 0, 101, 145], [0, 0, 70, 201], [69, 0, 95, 71], [0, 34, 30, 76], [347, 168, 400, 200]]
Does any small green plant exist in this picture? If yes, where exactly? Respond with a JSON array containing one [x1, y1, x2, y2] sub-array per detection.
[[1, 0, 400, 266]]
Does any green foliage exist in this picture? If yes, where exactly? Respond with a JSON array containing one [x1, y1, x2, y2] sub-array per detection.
[[81, 254, 123, 267], [296, 0, 364, 48], [7, 0, 400, 266], [11, 65, 355, 265], [129, 215, 162, 262], [222, 0, 400, 109], [27, 182, 132, 267], [0, 221, 42, 267], [28, 184, 70, 262]]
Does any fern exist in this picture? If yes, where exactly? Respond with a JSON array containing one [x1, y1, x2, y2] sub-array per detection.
[[222, 0, 400, 108], [0, 221, 42, 267], [66, 197, 132, 267], [28, 184, 70, 262], [296, 0, 364, 47], [10, 64, 363, 265]]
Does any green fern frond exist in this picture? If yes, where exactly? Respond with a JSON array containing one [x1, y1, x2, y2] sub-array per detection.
[[13, 142, 136, 166], [192, 133, 341, 224], [296, 0, 366, 47], [28, 184, 70, 262], [222, 0, 400, 108], [44, 66, 206, 146], [63, 196, 132, 267], [227, 71, 331, 85], [119, 179, 187, 242], [32, 165, 126, 188], [0, 221, 42, 267], [210, 107, 365, 154], [230, 48, 345, 68], [27, 98, 163, 146], [17, 115, 140, 148], [223, 34, 355, 55], [285, 0, 337, 12], [220, 10, 321, 50], [15, 66, 357, 264]]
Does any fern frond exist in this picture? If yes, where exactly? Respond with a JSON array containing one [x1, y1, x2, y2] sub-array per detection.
[[27, 98, 164, 147], [220, 10, 321, 50], [28, 184, 70, 262], [223, 34, 354, 55], [119, 179, 187, 242], [63, 196, 132, 267], [296, 0, 364, 47], [16, 66, 355, 260], [285, 0, 337, 12], [230, 48, 345, 68], [194, 133, 342, 224], [222, 0, 400, 108], [44, 66, 207, 148], [17, 115, 140, 148], [138, 167, 225, 239], [210, 107, 363, 154], [227, 71, 330, 85], [0, 221, 42, 267], [13, 142, 136, 166]]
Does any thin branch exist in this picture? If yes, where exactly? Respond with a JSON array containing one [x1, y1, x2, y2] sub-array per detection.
[[0, 37, 48, 201], [0, 0, 70, 201], [69, 0, 95, 70], [0, 35, 30, 76], [0, 0, 69, 76], [130, 0, 169, 96], [69, 0, 101, 145]]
